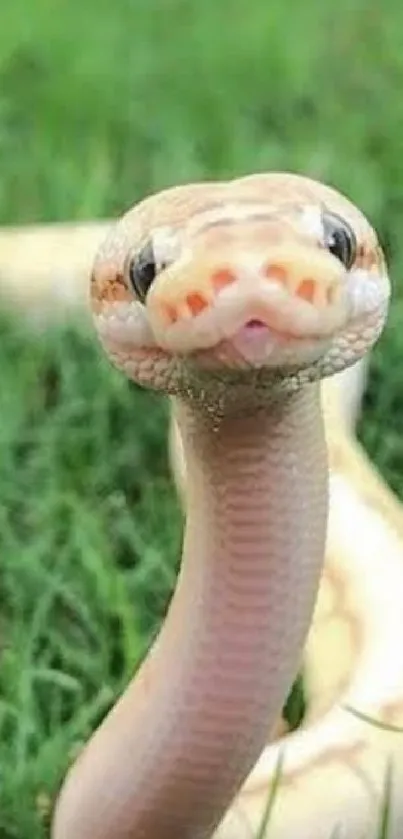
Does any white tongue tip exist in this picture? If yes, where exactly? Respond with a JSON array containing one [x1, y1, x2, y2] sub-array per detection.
[[230, 322, 279, 364]]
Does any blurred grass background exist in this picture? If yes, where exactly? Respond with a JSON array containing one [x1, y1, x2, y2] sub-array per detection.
[[1, 0, 403, 835]]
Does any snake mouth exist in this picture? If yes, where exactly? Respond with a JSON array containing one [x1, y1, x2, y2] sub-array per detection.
[[230, 317, 322, 348], [237, 317, 320, 340], [196, 314, 330, 369]]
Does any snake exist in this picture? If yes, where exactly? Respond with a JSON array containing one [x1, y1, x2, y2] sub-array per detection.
[[49, 172, 403, 839]]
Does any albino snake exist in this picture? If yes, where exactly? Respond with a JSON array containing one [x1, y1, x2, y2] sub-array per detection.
[[49, 172, 403, 839]]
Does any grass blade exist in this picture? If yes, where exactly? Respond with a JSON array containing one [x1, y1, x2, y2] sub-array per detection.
[[255, 750, 285, 839], [342, 705, 403, 734], [377, 759, 394, 839]]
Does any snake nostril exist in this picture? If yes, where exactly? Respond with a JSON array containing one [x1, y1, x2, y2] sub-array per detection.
[[296, 278, 316, 303], [186, 291, 209, 316], [211, 268, 237, 292]]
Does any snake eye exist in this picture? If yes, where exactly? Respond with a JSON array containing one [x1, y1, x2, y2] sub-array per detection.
[[128, 239, 158, 302], [322, 211, 357, 270], [127, 228, 180, 302]]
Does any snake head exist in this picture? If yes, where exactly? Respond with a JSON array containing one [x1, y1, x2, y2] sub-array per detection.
[[91, 173, 390, 400]]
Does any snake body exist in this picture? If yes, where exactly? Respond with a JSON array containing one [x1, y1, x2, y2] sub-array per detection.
[[50, 173, 402, 839]]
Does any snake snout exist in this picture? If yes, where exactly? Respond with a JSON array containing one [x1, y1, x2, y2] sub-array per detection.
[[146, 242, 350, 354]]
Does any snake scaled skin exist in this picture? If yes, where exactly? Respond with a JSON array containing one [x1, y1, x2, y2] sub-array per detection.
[[51, 172, 401, 839]]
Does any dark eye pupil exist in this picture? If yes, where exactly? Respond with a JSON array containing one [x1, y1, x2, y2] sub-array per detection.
[[128, 239, 157, 301], [323, 212, 356, 269]]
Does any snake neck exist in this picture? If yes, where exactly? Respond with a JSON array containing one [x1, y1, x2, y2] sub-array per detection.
[[53, 382, 328, 839]]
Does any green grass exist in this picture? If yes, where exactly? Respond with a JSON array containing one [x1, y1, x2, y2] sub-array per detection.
[[1, 0, 403, 835], [0, 314, 182, 836]]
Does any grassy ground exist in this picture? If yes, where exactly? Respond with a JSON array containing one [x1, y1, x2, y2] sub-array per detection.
[[1, 0, 403, 835]]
